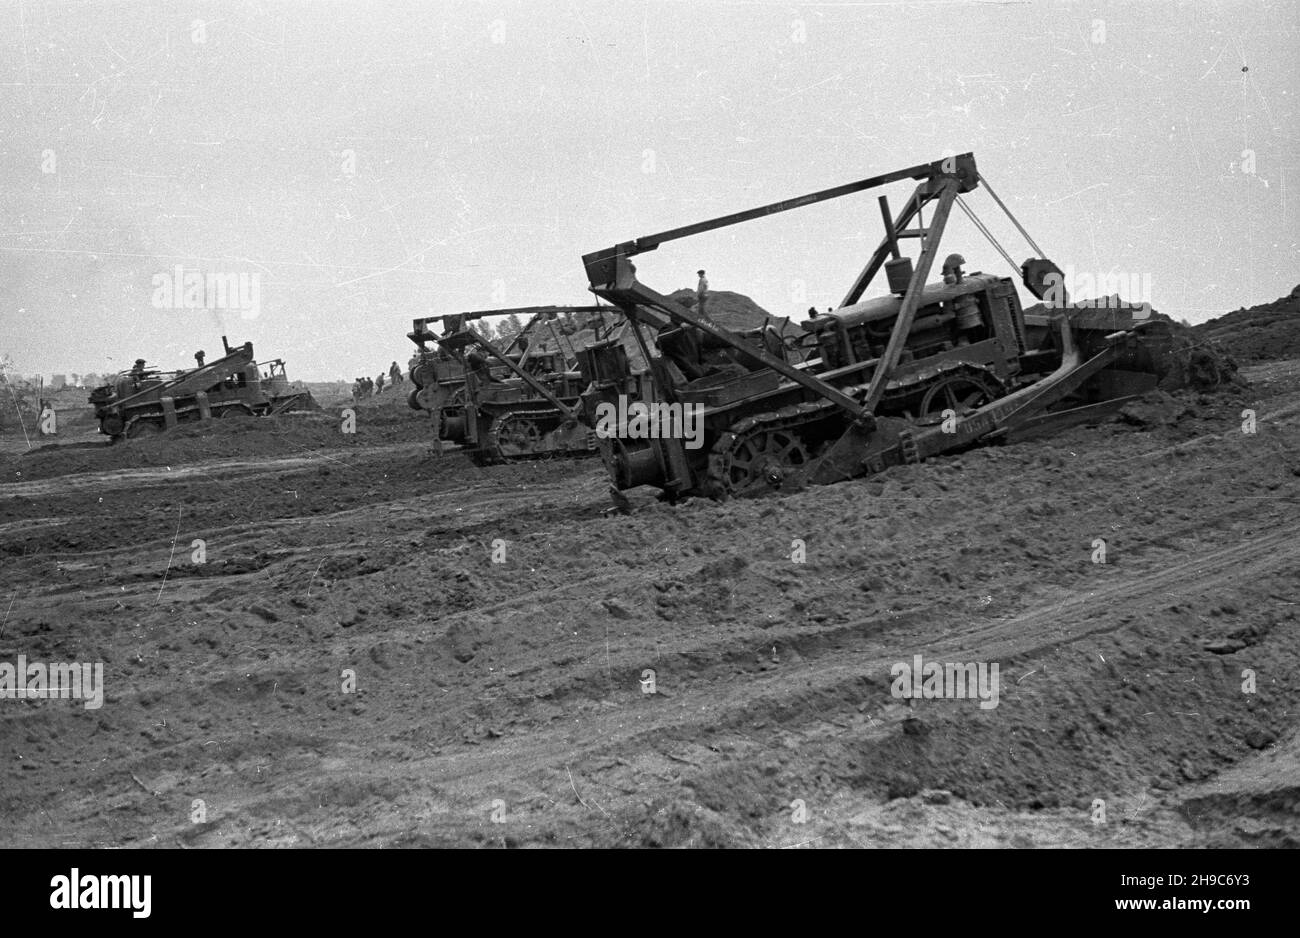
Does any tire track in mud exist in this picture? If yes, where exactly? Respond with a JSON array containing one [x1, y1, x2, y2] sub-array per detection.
[[275, 450, 1297, 757], [99, 515, 1295, 846], [474, 521, 1300, 760], [0, 442, 432, 499], [0, 456, 606, 579], [15, 413, 1284, 727]]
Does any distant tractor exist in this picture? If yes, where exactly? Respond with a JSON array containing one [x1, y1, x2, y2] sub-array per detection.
[[90, 337, 318, 441], [407, 305, 651, 464]]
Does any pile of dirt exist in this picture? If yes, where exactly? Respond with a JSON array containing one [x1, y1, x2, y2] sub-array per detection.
[[556, 320, 660, 372], [1118, 390, 1191, 427], [1021, 294, 1151, 318], [1020, 299, 1243, 391], [1193, 287, 1300, 363], [531, 291, 797, 372], [666, 288, 798, 336]]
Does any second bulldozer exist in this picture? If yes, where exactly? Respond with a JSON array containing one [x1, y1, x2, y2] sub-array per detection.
[[407, 306, 655, 464]]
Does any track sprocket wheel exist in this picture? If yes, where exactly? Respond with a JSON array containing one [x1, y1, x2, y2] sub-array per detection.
[[497, 414, 543, 451], [126, 418, 165, 438], [481, 409, 556, 463], [917, 373, 1001, 424], [708, 424, 810, 497]]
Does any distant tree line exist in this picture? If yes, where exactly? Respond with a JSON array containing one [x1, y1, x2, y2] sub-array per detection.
[[466, 311, 589, 349]]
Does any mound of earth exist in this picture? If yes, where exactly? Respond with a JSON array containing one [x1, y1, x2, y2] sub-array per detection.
[[531, 291, 797, 372], [561, 321, 661, 372], [1020, 298, 1243, 391], [1022, 294, 1160, 319], [666, 288, 798, 336], [1193, 287, 1300, 363]]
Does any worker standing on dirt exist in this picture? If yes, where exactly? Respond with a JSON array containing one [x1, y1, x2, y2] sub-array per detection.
[[376, 373, 385, 395], [389, 361, 402, 386], [696, 269, 710, 322]]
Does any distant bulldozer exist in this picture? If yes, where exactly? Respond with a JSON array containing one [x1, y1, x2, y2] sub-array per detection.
[[90, 337, 318, 441], [407, 305, 655, 464]]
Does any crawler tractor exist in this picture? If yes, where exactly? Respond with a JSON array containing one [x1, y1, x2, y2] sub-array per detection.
[[407, 305, 656, 464], [576, 152, 1219, 499], [90, 337, 318, 441]]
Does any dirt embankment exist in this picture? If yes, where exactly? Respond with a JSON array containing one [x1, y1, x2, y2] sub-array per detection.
[[1193, 287, 1300, 364]]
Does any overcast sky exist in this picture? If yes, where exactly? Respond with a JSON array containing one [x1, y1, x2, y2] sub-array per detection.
[[2, 0, 1296, 381]]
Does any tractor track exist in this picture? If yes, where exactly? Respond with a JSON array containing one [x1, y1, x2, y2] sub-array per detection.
[[50, 513, 1291, 848], [5, 470, 1295, 845]]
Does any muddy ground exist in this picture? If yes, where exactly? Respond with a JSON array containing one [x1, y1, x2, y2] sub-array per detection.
[[1, 358, 1298, 848]]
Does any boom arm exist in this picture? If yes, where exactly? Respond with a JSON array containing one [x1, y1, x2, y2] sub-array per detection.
[[117, 342, 255, 406], [407, 305, 613, 352], [601, 154, 977, 260], [582, 154, 980, 421]]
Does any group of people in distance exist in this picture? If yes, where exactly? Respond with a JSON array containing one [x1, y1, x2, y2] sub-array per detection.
[[352, 361, 405, 401]]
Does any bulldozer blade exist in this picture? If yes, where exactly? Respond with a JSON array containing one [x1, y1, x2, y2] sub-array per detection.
[[1001, 396, 1142, 442], [796, 416, 911, 487], [270, 391, 320, 414]]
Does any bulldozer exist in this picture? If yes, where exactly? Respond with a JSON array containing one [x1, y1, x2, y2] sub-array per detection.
[[407, 305, 657, 464], [90, 337, 318, 441], [575, 152, 1227, 500]]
